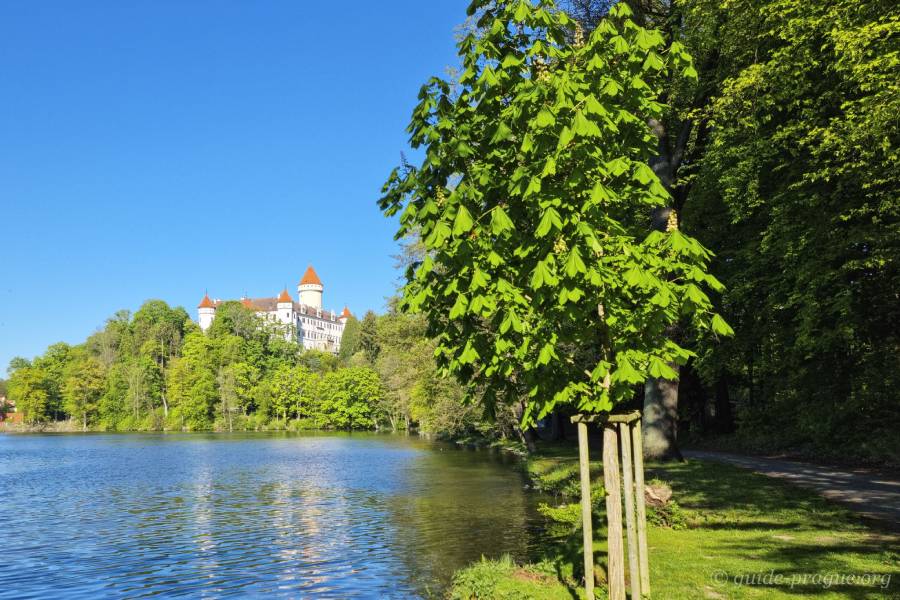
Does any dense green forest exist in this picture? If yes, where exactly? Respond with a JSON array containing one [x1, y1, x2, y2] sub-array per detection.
[[1, 300, 499, 438], [4, 0, 897, 465], [378, 0, 898, 464]]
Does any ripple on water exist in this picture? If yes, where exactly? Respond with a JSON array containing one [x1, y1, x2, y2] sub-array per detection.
[[0, 433, 549, 598]]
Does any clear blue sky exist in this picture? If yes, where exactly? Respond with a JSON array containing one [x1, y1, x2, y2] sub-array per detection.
[[0, 1, 469, 373]]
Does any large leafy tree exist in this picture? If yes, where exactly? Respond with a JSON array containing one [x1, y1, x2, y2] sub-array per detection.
[[380, 0, 728, 426], [557, 0, 734, 457], [8, 366, 50, 425], [269, 364, 318, 422], [166, 331, 217, 429], [337, 315, 362, 362], [31, 342, 72, 421], [316, 367, 382, 430], [63, 353, 106, 430]]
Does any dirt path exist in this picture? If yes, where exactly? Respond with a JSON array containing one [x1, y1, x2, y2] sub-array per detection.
[[683, 450, 900, 527]]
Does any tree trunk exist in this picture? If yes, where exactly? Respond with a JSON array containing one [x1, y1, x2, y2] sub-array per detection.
[[642, 365, 683, 461], [714, 374, 734, 434], [548, 409, 564, 441], [515, 400, 538, 453], [642, 207, 684, 460]]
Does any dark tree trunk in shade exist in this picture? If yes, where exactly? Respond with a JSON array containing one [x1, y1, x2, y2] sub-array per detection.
[[714, 375, 735, 434], [515, 400, 538, 453], [642, 366, 683, 461]]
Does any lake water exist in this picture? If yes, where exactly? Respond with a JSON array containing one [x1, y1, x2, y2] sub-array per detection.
[[0, 433, 548, 598]]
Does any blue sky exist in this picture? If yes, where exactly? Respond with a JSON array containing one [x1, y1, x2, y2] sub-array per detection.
[[0, 1, 468, 371]]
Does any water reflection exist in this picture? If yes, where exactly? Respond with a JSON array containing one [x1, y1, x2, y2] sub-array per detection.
[[0, 433, 548, 598]]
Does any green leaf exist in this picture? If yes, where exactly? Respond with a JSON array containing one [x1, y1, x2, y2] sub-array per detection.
[[536, 207, 562, 237], [513, 0, 530, 22], [649, 289, 671, 307], [584, 95, 607, 116], [591, 181, 612, 204], [613, 356, 643, 385], [501, 53, 523, 68], [472, 268, 490, 289], [605, 157, 629, 176], [531, 260, 556, 289], [453, 205, 474, 236], [648, 356, 678, 379], [565, 246, 586, 277], [459, 340, 479, 364], [424, 221, 451, 248], [478, 66, 499, 87], [520, 133, 534, 153], [624, 266, 644, 288], [572, 109, 601, 137], [669, 230, 691, 253], [711, 313, 734, 336], [491, 206, 514, 235], [557, 125, 574, 149], [704, 273, 725, 292], [601, 79, 622, 96], [685, 284, 709, 305], [634, 28, 655, 51], [541, 156, 557, 177], [586, 53, 604, 71], [490, 122, 512, 144], [524, 176, 542, 197], [449, 294, 468, 320], [633, 163, 655, 185], [535, 109, 555, 128], [537, 343, 555, 365], [642, 51, 665, 71]]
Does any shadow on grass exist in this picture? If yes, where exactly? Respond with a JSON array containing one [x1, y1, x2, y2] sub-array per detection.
[[526, 443, 900, 597], [646, 459, 864, 530], [647, 459, 900, 597], [713, 539, 898, 598]]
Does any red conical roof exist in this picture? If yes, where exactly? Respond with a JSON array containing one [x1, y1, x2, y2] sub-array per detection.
[[198, 294, 214, 309], [241, 298, 256, 309], [277, 288, 292, 303], [340, 306, 352, 319], [299, 265, 323, 286]]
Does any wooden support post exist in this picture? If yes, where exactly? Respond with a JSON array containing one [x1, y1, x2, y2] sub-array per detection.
[[632, 419, 650, 595], [619, 422, 641, 599], [577, 421, 595, 600], [603, 425, 626, 600]]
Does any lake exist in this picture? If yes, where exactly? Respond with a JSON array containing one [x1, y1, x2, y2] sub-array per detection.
[[0, 432, 549, 598]]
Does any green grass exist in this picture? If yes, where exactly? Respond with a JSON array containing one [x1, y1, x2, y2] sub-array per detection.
[[451, 445, 900, 599]]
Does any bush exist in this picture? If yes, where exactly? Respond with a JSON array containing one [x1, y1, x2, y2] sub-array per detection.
[[450, 556, 571, 600]]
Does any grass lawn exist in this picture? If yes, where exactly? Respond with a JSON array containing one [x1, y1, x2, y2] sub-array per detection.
[[451, 446, 899, 599]]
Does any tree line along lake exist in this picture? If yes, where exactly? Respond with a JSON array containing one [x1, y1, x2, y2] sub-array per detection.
[[0, 432, 550, 598]]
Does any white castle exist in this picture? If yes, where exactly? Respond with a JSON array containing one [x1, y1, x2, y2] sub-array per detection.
[[197, 265, 351, 353]]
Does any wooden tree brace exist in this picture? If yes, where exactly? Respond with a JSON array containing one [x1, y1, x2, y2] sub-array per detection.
[[572, 413, 650, 600]]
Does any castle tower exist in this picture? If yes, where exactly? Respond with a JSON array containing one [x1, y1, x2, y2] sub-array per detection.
[[298, 265, 324, 309], [338, 306, 352, 323], [276, 288, 293, 325], [198, 293, 216, 332]]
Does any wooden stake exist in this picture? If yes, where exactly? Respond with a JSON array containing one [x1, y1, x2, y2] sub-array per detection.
[[632, 420, 650, 595], [619, 422, 641, 599], [577, 421, 595, 600], [603, 425, 626, 600]]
